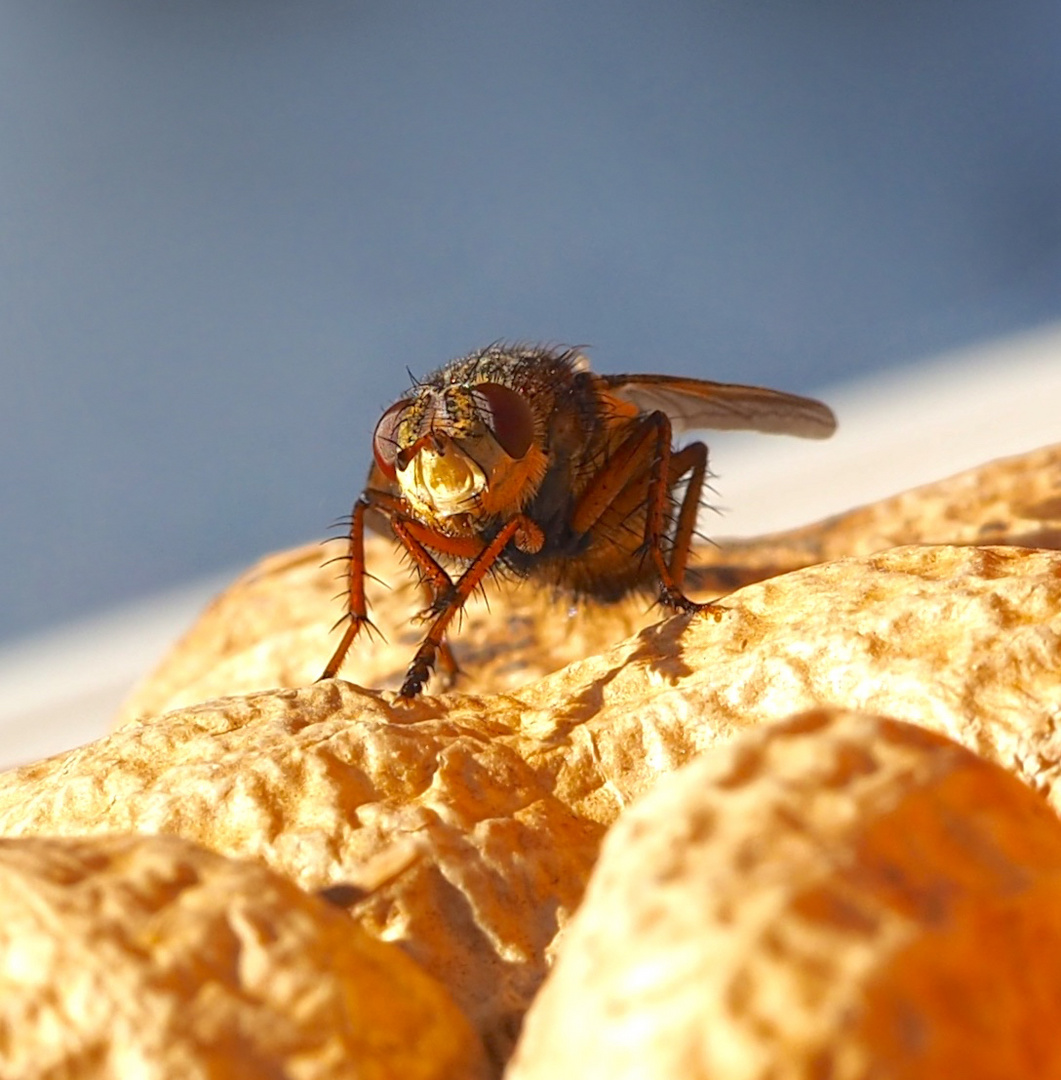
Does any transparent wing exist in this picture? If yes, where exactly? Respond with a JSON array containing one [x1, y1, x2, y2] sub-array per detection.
[[599, 373, 837, 439]]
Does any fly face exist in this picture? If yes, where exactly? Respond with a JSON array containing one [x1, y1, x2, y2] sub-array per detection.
[[371, 379, 544, 531], [391, 427, 490, 524], [320, 343, 836, 698]]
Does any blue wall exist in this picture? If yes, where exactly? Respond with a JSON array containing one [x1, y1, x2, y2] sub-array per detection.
[[3, 1, 1060, 641]]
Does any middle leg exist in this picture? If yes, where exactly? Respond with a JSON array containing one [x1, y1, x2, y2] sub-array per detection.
[[569, 413, 714, 612]]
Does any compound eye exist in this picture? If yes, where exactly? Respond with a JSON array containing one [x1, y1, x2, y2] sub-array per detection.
[[372, 399, 411, 481], [474, 383, 535, 459]]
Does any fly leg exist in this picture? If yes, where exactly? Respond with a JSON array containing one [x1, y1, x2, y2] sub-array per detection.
[[416, 581, 462, 687], [318, 491, 391, 680], [570, 413, 716, 613], [390, 518, 490, 692], [399, 514, 544, 698], [318, 490, 480, 683], [657, 440, 710, 602]]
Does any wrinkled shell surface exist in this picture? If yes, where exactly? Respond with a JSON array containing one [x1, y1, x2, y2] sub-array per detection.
[[0, 833, 487, 1080], [2, 543, 1060, 1063], [507, 709, 1061, 1080], [2, 443, 1059, 1075]]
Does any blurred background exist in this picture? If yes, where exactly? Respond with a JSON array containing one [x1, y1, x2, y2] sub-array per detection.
[[2, 2, 1060, 760]]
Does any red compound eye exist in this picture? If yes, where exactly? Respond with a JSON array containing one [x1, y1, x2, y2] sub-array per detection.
[[474, 383, 535, 459], [372, 399, 411, 481]]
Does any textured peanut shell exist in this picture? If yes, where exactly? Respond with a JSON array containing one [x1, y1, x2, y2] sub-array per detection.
[[507, 709, 1061, 1080], [0, 833, 487, 1080], [1, 544, 1059, 1064]]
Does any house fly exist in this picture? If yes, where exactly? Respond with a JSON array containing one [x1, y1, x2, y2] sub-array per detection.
[[320, 343, 836, 697]]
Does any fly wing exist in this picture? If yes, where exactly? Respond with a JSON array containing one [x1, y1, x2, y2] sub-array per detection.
[[599, 373, 837, 438]]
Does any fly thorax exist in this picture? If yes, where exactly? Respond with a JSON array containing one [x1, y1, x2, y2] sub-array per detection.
[[398, 445, 487, 518]]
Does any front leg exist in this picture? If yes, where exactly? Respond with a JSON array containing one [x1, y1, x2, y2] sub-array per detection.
[[390, 518, 487, 690], [318, 491, 387, 681], [400, 514, 544, 698], [318, 491, 484, 683]]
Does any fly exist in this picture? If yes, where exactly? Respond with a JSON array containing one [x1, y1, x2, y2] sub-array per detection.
[[320, 343, 836, 697]]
